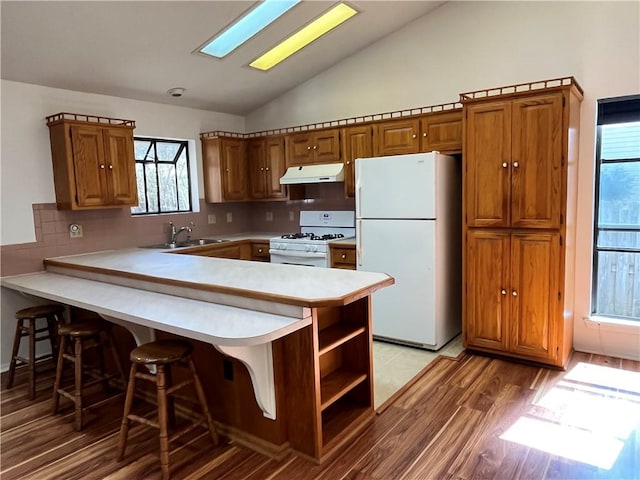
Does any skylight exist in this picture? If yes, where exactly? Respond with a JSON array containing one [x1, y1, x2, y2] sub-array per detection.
[[250, 3, 358, 71], [198, 0, 301, 58]]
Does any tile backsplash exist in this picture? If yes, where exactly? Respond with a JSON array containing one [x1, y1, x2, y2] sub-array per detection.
[[0, 184, 354, 276]]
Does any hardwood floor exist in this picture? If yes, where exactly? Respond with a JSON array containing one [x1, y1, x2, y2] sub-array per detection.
[[2, 350, 639, 479]]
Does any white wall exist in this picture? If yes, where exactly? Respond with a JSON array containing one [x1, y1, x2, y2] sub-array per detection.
[[0, 80, 245, 246], [247, 1, 640, 360]]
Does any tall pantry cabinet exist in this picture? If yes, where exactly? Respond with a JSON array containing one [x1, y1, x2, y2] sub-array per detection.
[[461, 78, 583, 368]]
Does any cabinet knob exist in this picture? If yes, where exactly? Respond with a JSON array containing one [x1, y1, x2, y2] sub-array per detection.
[[512, 290, 518, 297], [423, 132, 427, 137], [307, 146, 311, 150], [341, 254, 347, 259], [502, 162, 508, 168], [412, 134, 417, 139], [501, 289, 507, 295], [260, 167, 264, 171], [313, 145, 317, 150], [226, 168, 229, 172], [258, 248, 263, 253], [513, 161, 519, 168], [108, 164, 113, 170], [100, 164, 105, 169], [346, 160, 351, 165], [265, 167, 269, 171]]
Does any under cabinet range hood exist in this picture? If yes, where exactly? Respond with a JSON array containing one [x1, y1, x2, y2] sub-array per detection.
[[279, 163, 345, 184]]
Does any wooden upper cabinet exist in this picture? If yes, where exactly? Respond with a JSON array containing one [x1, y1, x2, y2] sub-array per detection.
[[465, 93, 563, 229], [511, 94, 563, 229], [341, 125, 373, 198], [419, 110, 462, 154], [202, 136, 248, 203], [248, 136, 287, 200], [373, 118, 419, 156], [285, 129, 340, 166], [464, 100, 512, 228], [47, 114, 138, 210]]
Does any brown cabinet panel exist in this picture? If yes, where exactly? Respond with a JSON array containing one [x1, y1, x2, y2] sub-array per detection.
[[464, 229, 510, 352], [251, 241, 270, 261], [510, 232, 559, 360], [511, 94, 563, 229], [104, 128, 138, 205], [286, 129, 340, 166], [330, 244, 356, 270], [248, 138, 266, 199], [265, 137, 287, 199], [464, 101, 512, 228], [48, 116, 138, 210], [373, 119, 419, 156], [341, 125, 373, 198], [420, 111, 462, 154], [202, 136, 249, 203]]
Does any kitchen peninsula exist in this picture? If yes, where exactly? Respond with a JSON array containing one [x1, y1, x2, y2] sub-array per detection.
[[1, 248, 393, 462]]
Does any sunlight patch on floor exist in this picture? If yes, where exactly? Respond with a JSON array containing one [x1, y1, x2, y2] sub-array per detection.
[[501, 361, 640, 470]]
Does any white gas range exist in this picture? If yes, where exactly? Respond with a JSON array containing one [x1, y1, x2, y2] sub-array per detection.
[[269, 211, 355, 268]]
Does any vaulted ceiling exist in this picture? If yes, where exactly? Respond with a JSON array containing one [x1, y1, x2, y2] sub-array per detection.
[[1, 1, 444, 115]]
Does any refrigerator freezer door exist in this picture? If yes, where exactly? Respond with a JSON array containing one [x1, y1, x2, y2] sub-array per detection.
[[356, 153, 436, 219], [357, 218, 436, 346]]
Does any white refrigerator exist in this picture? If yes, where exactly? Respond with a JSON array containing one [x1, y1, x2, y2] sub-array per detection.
[[355, 152, 461, 350]]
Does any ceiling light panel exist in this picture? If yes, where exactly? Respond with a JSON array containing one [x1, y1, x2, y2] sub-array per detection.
[[198, 0, 301, 58], [250, 2, 358, 71]]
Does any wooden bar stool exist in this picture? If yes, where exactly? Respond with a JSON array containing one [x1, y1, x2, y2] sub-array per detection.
[[117, 339, 218, 480], [52, 318, 126, 431], [5, 304, 65, 399]]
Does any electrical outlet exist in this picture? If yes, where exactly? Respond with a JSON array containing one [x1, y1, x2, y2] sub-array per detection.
[[266, 211, 273, 222], [289, 211, 295, 221], [69, 224, 83, 238], [208, 214, 216, 224], [226, 212, 233, 223]]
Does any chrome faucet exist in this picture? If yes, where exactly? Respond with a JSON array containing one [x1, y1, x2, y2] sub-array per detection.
[[169, 222, 194, 244]]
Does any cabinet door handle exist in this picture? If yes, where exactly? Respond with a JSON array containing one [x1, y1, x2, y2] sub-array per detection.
[[412, 134, 417, 139], [512, 290, 518, 297], [260, 167, 264, 171], [501, 289, 507, 295], [108, 164, 113, 170], [313, 145, 317, 150], [258, 248, 263, 253], [341, 254, 347, 259], [100, 164, 105, 169], [346, 160, 351, 165], [423, 132, 427, 137], [307, 146, 311, 150], [513, 161, 519, 168], [265, 167, 269, 171], [502, 162, 508, 168]]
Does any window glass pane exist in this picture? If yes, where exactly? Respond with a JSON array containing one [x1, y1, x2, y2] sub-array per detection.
[[145, 163, 159, 213], [601, 122, 640, 160], [595, 251, 640, 318], [134, 140, 152, 161], [156, 142, 181, 162], [158, 163, 178, 211], [176, 152, 190, 211], [131, 163, 147, 214], [597, 231, 640, 249], [597, 161, 640, 228]]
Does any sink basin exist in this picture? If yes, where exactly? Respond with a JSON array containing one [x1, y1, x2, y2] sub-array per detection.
[[140, 239, 229, 249]]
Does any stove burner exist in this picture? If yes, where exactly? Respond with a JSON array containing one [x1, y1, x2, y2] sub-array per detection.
[[281, 233, 313, 239], [310, 233, 345, 241]]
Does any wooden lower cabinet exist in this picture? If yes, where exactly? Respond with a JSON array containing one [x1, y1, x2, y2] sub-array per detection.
[[330, 244, 356, 270], [464, 229, 565, 365]]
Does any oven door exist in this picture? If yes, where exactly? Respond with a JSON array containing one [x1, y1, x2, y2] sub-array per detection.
[[269, 249, 328, 268]]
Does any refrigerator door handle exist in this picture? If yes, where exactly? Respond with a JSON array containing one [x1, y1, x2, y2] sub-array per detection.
[[357, 219, 363, 266]]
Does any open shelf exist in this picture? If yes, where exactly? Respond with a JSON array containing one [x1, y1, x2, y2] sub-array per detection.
[[321, 390, 372, 451], [320, 369, 367, 411], [318, 324, 366, 356]]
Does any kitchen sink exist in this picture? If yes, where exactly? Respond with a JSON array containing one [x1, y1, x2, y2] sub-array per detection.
[[140, 239, 229, 249]]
